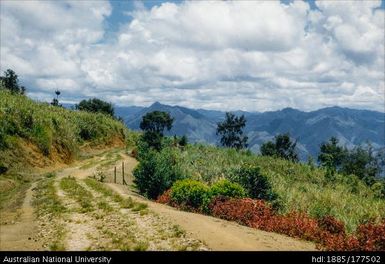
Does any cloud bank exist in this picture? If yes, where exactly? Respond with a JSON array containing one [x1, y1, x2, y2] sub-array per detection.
[[1, 0, 384, 112]]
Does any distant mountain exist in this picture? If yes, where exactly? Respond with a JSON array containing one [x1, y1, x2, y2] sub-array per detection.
[[120, 102, 384, 160], [125, 102, 217, 143], [115, 106, 144, 120]]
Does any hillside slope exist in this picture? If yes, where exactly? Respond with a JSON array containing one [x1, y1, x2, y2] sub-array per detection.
[[0, 89, 133, 172], [0, 89, 136, 216]]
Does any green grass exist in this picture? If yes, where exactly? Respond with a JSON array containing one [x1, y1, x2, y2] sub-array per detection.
[[174, 144, 385, 233], [33, 175, 66, 216], [0, 173, 31, 211], [32, 174, 67, 250], [60, 177, 94, 213], [84, 177, 146, 211]]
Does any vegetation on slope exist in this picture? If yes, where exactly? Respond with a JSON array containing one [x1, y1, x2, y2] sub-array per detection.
[[0, 87, 134, 171], [173, 144, 385, 232], [0, 85, 137, 214]]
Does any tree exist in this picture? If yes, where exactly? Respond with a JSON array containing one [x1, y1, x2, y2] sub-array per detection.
[[75, 98, 114, 117], [0, 69, 26, 95], [340, 144, 381, 185], [179, 135, 188, 147], [139, 111, 174, 150], [51, 90, 62, 107], [318, 137, 347, 171], [216, 112, 248, 150], [260, 133, 299, 162]]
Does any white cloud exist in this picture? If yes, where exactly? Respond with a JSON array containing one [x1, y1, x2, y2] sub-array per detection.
[[0, 0, 384, 112]]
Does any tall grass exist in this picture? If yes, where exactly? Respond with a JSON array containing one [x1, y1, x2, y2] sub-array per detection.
[[0, 88, 134, 170], [175, 144, 385, 233]]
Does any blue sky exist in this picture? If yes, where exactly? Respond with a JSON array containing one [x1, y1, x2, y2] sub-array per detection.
[[1, 0, 384, 112], [105, 0, 385, 33]]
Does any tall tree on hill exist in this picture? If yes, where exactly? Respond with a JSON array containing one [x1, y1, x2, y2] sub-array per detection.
[[216, 112, 248, 150], [0, 69, 26, 95], [318, 137, 347, 172], [340, 144, 383, 185], [140, 111, 174, 150], [51, 90, 62, 107], [75, 98, 115, 117], [260, 133, 299, 162]]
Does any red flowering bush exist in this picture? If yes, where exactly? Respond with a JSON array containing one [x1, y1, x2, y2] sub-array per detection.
[[318, 216, 346, 236], [209, 196, 274, 229], [156, 189, 172, 204], [355, 220, 385, 251], [272, 212, 320, 241], [157, 190, 385, 251]]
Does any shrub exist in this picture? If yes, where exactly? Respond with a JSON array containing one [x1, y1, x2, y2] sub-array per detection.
[[133, 146, 184, 199], [318, 215, 346, 236], [170, 179, 210, 210], [209, 197, 273, 228], [210, 179, 246, 199], [0, 162, 7, 175], [179, 135, 188, 147], [156, 189, 172, 205], [130, 148, 138, 159], [230, 164, 277, 201], [208, 196, 385, 251], [355, 220, 385, 251]]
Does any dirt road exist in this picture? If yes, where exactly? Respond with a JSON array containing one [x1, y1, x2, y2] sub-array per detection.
[[0, 148, 316, 251]]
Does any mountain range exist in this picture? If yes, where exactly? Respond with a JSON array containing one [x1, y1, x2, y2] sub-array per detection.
[[117, 102, 385, 160]]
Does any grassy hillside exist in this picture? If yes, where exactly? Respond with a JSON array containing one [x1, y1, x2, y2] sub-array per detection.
[[170, 144, 384, 233], [0, 88, 137, 213]]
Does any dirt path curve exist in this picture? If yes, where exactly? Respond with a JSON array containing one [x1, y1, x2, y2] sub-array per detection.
[[107, 154, 317, 251], [0, 182, 40, 250]]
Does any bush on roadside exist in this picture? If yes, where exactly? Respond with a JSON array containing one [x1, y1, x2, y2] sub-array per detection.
[[133, 146, 184, 199], [209, 179, 246, 199], [229, 164, 277, 201], [170, 179, 211, 210]]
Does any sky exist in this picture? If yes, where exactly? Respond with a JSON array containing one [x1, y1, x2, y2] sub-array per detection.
[[0, 0, 384, 112]]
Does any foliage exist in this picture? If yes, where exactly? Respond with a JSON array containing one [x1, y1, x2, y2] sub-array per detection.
[[51, 90, 62, 107], [209, 179, 246, 199], [0, 69, 25, 95], [0, 163, 7, 175], [228, 164, 277, 202], [170, 179, 210, 210], [156, 189, 173, 205], [209, 197, 274, 228], [173, 144, 385, 232], [140, 111, 174, 136], [140, 131, 163, 151], [318, 138, 384, 186], [208, 196, 385, 251], [179, 135, 188, 147], [139, 111, 174, 150], [133, 146, 184, 199], [216, 112, 248, 150], [260, 133, 299, 162], [318, 137, 347, 171], [340, 145, 381, 185], [355, 220, 385, 251], [0, 88, 131, 170], [75, 98, 115, 117], [159, 179, 246, 210]]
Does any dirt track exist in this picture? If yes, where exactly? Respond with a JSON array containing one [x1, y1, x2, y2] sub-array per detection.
[[0, 182, 39, 250], [107, 154, 316, 251], [0, 148, 316, 251]]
